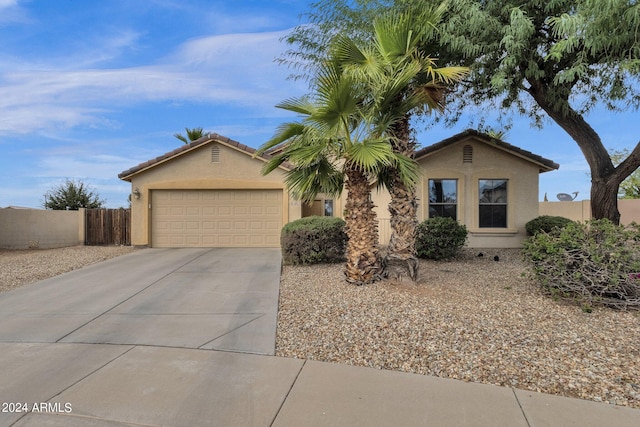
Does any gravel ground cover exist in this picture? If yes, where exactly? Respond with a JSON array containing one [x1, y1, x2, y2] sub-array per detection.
[[0, 245, 136, 293], [276, 248, 640, 409]]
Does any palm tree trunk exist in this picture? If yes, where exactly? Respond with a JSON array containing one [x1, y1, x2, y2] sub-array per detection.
[[384, 115, 419, 283], [343, 166, 381, 285]]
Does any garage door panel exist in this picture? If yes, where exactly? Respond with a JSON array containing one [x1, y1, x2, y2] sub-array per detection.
[[265, 206, 280, 215], [234, 221, 248, 230], [202, 207, 216, 215], [170, 222, 184, 230], [219, 206, 232, 215], [151, 189, 282, 248], [170, 206, 184, 215], [186, 206, 200, 215]]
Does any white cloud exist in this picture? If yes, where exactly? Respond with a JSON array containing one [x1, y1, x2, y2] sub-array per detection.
[[0, 0, 18, 8], [0, 29, 305, 136], [0, 0, 28, 24], [36, 154, 136, 181]]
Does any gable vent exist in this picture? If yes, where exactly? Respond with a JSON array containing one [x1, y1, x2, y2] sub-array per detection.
[[463, 145, 473, 163], [211, 145, 221, 163]]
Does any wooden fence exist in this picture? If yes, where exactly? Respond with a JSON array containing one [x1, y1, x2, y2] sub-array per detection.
[[85, 208, 131, 246]]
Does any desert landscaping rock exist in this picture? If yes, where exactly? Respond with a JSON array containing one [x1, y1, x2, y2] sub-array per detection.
[[0, 245, 136, 293], [276, 249, 640, 409]]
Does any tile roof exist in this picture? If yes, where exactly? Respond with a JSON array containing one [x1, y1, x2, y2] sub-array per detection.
[[414, 129, 559, 172], [119, 129, 559, 181], [118, 133, 288, 181]]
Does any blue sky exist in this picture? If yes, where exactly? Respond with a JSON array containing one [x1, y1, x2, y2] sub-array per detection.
[[0, 0, 637, 208]]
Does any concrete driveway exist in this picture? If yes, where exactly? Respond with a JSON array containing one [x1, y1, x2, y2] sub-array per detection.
[[0, 248, 281, 354], [0, 248, 297, 426]]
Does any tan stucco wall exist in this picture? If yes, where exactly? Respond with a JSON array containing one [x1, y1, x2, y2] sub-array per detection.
[[539, 201, 591, 223], [539, 199, 640, 225], [370, 137, 543, 248], [124, 141, 301, 246], [0, 208, 84, 249]]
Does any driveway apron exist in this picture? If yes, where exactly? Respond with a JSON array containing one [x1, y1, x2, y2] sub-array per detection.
[[0, 247, 291, 427]]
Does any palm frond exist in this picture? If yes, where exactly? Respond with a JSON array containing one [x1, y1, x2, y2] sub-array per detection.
[[423, 65, 470, 85], [285, 139, 332, 168], [285, 157, 344, 203], [261, 153, 290, 175], [256, 122, 305, 156], [409, 83, 447, 114], [392, 152, 421, 188], [373, 152, 420, 191], [373, 12, 418, 59], [276, 96, 316, 115], [346, 138, 395, 175], [331, 34, 368, 66]]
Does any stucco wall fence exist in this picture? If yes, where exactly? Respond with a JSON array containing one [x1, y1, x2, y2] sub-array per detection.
[[3, 200, 640, 250], [539, 200, 640, 225], [0, 208, 85, 249]]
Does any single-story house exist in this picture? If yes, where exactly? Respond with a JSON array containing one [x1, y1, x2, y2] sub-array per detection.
[[372, 129, 559, 248], [118, 129, 558, 248]]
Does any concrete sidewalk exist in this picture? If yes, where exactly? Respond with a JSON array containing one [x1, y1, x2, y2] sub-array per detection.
[[0, 248, 638, 426]]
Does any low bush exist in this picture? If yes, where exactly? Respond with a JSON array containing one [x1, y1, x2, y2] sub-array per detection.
[[281, 216, 347, 265], [522, 219, 640, 310], [525, 215, 575, 236], [415, 217, 467, 260]]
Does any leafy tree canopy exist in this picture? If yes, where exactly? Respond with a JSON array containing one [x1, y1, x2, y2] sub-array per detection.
[[43, 179, 105, 210], [611, 148, 640, 199]]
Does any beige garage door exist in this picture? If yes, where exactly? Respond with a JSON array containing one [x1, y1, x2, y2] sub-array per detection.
[[151, 189, 282, 247]]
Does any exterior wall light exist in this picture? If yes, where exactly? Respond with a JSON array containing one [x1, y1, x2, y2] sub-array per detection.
[[132, 188, 141, 200]]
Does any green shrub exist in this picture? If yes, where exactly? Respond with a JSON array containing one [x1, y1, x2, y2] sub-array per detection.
[[281, 216, 347, 265], [415, 217, 468, 260], [522, 219, 640, 310], [525, 215, 575, 236]]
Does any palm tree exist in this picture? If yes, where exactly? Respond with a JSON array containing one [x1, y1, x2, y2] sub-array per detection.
[[333, 7, 469, 282], [257, 61, 419, 285], [174, 127, 205, 144]]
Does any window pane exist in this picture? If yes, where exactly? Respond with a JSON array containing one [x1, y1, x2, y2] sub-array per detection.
[[429, 179, 457, 220], [479, 205, 507, 227], [479, 179, 507, 204], [429, 204, 457, 220], [429, 179, 457, 203], [324, 200, 334, 217]]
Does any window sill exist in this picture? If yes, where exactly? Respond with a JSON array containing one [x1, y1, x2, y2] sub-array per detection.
[[469, 228, 519, 236]]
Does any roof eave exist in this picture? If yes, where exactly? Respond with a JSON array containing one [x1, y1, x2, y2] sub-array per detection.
[[118, 133, 291, 182], [414, 129, 559, 173]]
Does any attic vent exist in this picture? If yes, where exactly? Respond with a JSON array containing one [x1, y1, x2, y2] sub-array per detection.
[[463, 145, 473, 163], [211, 146, 220, 163]]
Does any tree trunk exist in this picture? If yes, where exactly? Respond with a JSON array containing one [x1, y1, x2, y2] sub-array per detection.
[[385, 171, 419, 283], [591, 179, 621, 224], [343, 166, 381, 285], [384, 115, 419, 283], [526, 79, 640, 225]]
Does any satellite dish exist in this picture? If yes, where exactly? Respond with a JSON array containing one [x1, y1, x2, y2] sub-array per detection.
[[557, 192, 579, 201]]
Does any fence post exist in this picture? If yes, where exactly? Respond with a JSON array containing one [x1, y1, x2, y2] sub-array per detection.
[[78, 208, 86, 245]]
